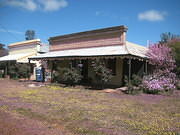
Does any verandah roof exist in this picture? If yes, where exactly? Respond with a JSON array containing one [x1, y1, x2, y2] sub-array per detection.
[[29, 41, 148, 61], [0, 53, 36, 63]]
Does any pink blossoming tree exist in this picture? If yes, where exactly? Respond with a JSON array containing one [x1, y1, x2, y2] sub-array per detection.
[[143, 43, 176, 93]]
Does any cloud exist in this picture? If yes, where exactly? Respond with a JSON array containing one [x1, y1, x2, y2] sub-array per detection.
[[5, 0, 37, 11], [138, 10, 167, 21], [39, 0, 68, 11], [4, 0, 68, 11], [0, 28, 23, 35]]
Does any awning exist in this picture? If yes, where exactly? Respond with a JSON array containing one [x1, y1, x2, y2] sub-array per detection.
[[0, 53, 36, 63], [29, 41, 148, 61]]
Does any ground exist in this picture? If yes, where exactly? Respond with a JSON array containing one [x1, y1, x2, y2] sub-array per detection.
[[0, 79, 179, 135]]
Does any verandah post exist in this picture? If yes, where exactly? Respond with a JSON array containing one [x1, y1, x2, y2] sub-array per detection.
[[145, 60, 148, 75], [28, 59, 31, 80], [128, 58, 131, 87], [4, 61, 8, 77], [51, 60, 54, 83]]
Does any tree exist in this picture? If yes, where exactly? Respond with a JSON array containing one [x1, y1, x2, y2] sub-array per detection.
[[0, 43, 8, 77], [160, 32, 180, 44], [25, 30, 35, 40], [167, 40, 180, 78], [0, 43, 8, 57], [160, 32, 180, 78], [142, 43, 176, 93]]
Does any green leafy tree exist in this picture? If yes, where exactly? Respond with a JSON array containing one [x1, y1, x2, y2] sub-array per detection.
[[25, 30, 36, 40]]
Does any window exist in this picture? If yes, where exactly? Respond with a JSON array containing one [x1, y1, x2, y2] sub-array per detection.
[[106, 58, 116, 75], [70, 60, 77, 68]]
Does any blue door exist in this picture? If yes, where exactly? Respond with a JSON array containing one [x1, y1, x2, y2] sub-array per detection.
[[36, 68, 43, 81]]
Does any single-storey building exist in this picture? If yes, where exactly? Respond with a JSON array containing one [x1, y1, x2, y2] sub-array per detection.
[[0, 39, 49, 80], [29, 26, 148, 86]]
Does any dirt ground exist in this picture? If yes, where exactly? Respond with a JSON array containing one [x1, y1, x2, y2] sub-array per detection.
[[0, 79, 179, 135]]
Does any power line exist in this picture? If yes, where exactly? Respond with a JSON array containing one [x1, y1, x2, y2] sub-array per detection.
[[0, 23, 21, 40]]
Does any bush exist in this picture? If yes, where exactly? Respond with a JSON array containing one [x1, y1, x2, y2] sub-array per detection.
[[131, 74, 142, 86], [0, 70, 3, 78], [17, 64, 31, 79], [124, 75, 142, 94], [91, 60, 112, 88], [9, 63, 31, 79], [9, 64, 18, 79], [142, 73, 176, 94], [175, 79, 180, 90], [142, 43, 176, 94], [53, 67, 82, 85]]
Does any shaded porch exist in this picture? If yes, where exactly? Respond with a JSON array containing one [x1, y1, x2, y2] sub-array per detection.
[[33, 55, 148, 88]]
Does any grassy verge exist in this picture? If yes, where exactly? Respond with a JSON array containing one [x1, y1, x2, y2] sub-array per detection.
[[1, 84, 180, 135]]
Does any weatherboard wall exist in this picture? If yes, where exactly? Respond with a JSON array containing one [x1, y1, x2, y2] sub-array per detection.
[[49, 26, 127, 52]]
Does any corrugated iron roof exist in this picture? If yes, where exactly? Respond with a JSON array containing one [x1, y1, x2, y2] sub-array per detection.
[[29, 41, 148, 60], [0, 53, 36, 63]]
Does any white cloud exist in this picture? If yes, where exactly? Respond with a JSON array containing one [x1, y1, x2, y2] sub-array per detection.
[[39, 0, 68, 11], [6, 0, 37, 11], [4, 0, 68, 11], [0, 28, 23, 35], [138, 10, 167, 21]]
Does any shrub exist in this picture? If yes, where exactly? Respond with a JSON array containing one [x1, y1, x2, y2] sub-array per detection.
[[131, 74, 142, 87], [53, 67, 82, 85], [124, 75, 142, 94], [9, 64, 18, 79], [175, 79, 180, 90], [142, 43, 176, 93], [9, 63, 31, 79], [17, 64, 31, 79], [91, 60, 112, 88], [0, 70, 3, 78], [142, 73, 176, 94]]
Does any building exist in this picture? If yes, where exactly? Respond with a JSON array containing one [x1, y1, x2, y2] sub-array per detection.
[[29, 26, 148, 86], [0, 39, 49, 80]]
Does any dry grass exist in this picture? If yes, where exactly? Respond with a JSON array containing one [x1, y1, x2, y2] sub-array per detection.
[[0, 80, 180, 135]]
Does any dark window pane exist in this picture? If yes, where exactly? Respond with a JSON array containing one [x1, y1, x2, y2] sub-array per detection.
[[107, 58, 116, 75]]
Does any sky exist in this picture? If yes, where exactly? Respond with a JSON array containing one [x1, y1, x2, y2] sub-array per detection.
[[0, 0, 180, 47]]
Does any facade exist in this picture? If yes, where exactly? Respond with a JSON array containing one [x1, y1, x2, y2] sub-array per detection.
[[0, 39, 49, 79], [29, 26, 148, 86]]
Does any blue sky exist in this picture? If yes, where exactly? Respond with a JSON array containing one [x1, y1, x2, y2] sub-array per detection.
[[0, 0, 180, 47]]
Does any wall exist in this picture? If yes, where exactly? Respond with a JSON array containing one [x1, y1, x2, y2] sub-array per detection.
[[50, 31, 125, 51], [9, 44, 37, 55]]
